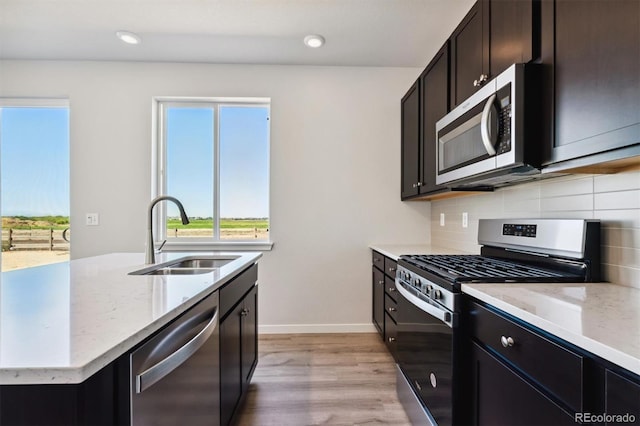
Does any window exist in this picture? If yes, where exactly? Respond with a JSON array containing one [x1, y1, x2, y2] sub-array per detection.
[[0, 99, 70, 271], [154, 98, 270, 249]]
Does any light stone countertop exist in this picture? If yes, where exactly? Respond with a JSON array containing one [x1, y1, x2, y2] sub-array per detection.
[[369, 244, 474, 260], [463, 283, 640, 376], [0, 251, 261, 385]]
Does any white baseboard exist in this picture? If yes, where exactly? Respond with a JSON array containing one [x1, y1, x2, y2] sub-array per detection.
[[258, 323, 377, 334]]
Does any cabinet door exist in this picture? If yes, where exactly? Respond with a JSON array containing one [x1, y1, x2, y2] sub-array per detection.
[[241, 285, 258, 385], [384, 312, 397, 360], [605, 369, 640, 426], [541, 0, 640, 165], [220, 303, 243, 426], [450, 1, 489, 107], [489, 0, 536, 77], [401, 80, 420, 199], [372, 267, 385, 336], [470, 342, 575, 426], [420, 42, 449, 195]]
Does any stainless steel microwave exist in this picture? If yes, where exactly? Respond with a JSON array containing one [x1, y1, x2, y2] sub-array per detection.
[[435, 63, 544, 188]]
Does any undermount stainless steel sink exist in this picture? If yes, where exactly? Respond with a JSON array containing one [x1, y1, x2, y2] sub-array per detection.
[[168, 258, 235, 269], [143, 267, 217, 276], [129, 255, 239, 276]]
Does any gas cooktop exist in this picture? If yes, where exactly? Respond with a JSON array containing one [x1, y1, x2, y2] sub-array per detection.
[[398, 219, 601, 291]]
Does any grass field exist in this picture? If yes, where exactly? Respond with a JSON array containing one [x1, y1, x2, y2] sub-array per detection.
[[2, 216, 69, 230], [167, 218, 268, 230]]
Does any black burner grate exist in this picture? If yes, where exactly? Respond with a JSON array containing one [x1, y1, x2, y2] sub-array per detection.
[[403, 255, 581, 283]]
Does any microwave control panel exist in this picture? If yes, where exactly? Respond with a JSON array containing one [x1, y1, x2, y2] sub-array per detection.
[[496, 83, 512, 155]]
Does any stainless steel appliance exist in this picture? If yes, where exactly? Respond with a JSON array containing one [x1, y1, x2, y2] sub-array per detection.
[[435, 64, 543, 189], [130, 291, 220, 426], [395, 219, 600, 426]]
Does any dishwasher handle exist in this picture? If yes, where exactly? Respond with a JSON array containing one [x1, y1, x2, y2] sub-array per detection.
[[136, 307, 218, 394]]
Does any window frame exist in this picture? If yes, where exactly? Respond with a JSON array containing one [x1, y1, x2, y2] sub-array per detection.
[[152, 96, 272, 251]]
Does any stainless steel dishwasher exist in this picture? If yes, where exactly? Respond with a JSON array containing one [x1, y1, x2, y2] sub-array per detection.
[[130, 291, 220, 426]]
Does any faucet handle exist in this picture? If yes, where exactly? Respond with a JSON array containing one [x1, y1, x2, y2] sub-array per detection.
[[156, 239, 167, 253]]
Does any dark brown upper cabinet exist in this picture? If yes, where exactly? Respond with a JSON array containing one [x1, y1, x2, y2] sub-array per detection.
[[450, 0, 537, 108], [401, 79, 421, 199], [450, 1, 489, 108], [540, 0, 640, 171], [419, 42, 450, 196]]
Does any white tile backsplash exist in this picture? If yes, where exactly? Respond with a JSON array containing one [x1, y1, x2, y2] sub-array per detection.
[[431, 170, 640, 289]]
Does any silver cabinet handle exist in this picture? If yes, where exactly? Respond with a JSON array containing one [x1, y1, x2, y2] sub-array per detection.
[[412, 183, 417, 188], [388, 307, 397, 313], [240, 308, 250, 317], [501, 336, 515, 348], [136, 308, 218, 393], [388, 287, 396, 292], [417, 182, 423, 187], [378, 280, 384, 285], [388, 337, 396, 343], [474, 74, 489, 87], [481, 93, 498, 156], [388, 267, 396, 272]]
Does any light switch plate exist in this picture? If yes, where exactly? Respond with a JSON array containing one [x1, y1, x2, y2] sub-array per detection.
[[440, 213, 445, 227], [86, 213, 99, 226], [462, 212, 468, 228]]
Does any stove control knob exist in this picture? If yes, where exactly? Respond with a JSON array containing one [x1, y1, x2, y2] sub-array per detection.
[[413, 278, 420, 287], [433, 289, 442, 300]]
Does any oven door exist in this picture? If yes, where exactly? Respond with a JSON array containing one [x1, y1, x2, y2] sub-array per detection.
[[396, 281, 457, 426]]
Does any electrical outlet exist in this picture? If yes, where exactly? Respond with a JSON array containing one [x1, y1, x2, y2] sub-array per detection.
[[86, 213, 99, 226], [462, 212, 468, 228], [440, 213, 445, 227]]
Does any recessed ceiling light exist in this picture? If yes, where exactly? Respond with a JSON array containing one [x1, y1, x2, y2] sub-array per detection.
[[304, 35, 325, 48], [116, 31, 142, 45]]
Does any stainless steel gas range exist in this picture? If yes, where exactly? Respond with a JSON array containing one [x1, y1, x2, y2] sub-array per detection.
[[394, 218, 601, 426]]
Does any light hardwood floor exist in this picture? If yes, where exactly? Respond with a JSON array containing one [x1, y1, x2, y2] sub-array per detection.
[[235, 333, 411, 426]]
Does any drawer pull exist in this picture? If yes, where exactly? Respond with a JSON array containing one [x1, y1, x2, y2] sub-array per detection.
[[388, 267, 396, 272], [501, 336, 515, 348], [378, 280, 384, 285], [388, 337, 396, 343], [388, 287, 396, 292], [388, 307, 397, 313]]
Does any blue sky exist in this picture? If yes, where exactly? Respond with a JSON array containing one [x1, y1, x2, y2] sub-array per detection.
[[0, 107, 70, 216], [165, 104, 270, 218], [0, 105, 269, 219]]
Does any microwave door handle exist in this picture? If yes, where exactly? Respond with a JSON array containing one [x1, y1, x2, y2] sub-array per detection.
[[480, 93, 498, 156]]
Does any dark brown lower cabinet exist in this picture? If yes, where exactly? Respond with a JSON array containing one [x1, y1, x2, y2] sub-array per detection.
[[605, 369, 640, 426], [470, 342, 575, 426], [465, 296, 640, 426], [372, 266, 384, 336], [0, 364, 118, 426], [220, 285, 258, 426]]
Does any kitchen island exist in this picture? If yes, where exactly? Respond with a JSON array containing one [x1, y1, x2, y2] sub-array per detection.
[[0, 251, 261, 425]]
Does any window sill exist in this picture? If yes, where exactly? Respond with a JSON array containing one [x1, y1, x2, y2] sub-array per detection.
[[160, 240, 273, 252]]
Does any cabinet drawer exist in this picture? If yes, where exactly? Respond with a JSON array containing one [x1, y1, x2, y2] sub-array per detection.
[[219, 264, 258, 319], [467, 300, 584, 412], [372, 251, 385, 270], [384, 257, 397, 278], [385, 275, 398, 300], [385, 293, 398, 322]]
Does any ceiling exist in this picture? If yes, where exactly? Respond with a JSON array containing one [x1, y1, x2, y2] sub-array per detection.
[[0, 0, 475, 67]]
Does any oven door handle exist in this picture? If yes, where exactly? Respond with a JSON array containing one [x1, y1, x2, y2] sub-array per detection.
[[396, 280, 456, 328]]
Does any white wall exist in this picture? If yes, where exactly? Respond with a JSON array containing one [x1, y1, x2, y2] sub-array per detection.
[[0, 60, 431, 332], [431, 172, 640, 289]]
